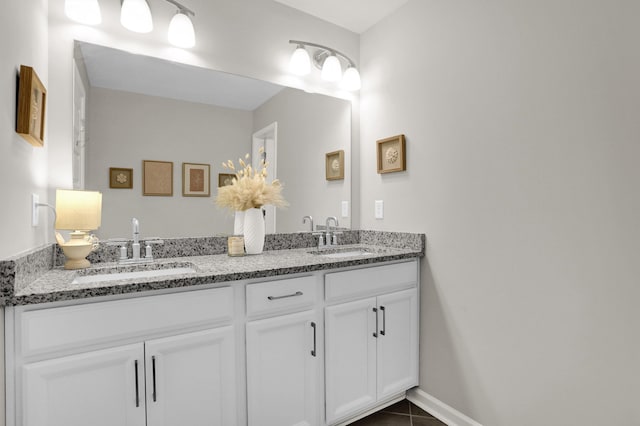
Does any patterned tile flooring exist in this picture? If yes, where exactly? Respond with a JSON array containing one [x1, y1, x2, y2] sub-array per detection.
[[350, 399, 447, 426]]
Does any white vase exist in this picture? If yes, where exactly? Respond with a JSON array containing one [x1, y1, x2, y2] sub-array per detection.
[[233, 210, 245, 235], [243, 208, 265, 254]]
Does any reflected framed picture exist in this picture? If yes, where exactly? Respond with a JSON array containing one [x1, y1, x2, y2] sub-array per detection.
[[183, 163, 210, 197], [16, 65, 47, 147], [143, 160, 173, 196], [376, 134, 406, 174], [109, 167, 133, 189], [325, 150, 344, 181], [218, 173, 236, 187]]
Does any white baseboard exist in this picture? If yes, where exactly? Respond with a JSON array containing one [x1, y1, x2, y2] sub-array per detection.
[[407, 388, 483, 426]]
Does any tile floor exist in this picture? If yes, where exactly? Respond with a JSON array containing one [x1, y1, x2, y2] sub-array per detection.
[[350, 399, 447, 426]]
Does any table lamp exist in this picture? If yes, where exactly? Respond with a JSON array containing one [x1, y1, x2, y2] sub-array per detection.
[[55, 189, 102, 270]]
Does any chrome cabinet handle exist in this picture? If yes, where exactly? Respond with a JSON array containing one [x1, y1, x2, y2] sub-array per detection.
[[380, 306, 386, 336], [152, 356, 157, 402], [267, 291, 303, 300], [311, 322, 317, 357], [134, 360, 140, 408], [372, 307, 378, 338]]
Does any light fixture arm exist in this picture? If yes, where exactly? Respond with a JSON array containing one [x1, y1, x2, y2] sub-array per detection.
[[164, 0, 195, 16], [289, 40, 356, 68]]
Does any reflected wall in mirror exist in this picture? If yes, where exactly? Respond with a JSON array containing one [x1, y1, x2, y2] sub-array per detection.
[[74, 41, 351, 239]]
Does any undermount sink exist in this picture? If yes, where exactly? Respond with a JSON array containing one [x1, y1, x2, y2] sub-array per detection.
[[310, 248, 376, 259], [72, 263, 197, 284]]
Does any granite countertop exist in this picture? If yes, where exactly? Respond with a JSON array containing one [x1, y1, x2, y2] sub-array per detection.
[[13, 244, 422, 306]]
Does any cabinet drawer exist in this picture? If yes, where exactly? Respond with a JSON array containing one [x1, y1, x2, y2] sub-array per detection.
[[325, 261, 417, 302], [19, 286, 234, 358], [246, 276, 316, 317]]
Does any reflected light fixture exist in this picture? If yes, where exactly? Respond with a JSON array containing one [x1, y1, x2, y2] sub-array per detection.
[[288, 40, 361, 91], [120, 0, 153, 33], [64, 0, 102, 25], [166, 0, 196, 48]]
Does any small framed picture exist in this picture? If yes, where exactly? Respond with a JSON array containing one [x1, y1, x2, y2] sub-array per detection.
[[16, 65, 47, 147], [377, 134, 406, 174], [183, 163, 210, 197], [143, 160, 173, 196], [218, 173, 236, 187], [109, 167, 133, 189], [325, 150, 345, 181]]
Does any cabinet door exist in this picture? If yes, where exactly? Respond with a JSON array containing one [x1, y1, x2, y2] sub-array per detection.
[[145, 327, 237, 426], [22, 343, 146, 426], [376, 288, 419, 400], [325, 298, 377, 424], [246, 310, 318, 426]]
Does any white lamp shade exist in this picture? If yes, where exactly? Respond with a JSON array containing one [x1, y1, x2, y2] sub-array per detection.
[[65, 0, 101, 25], [321, 54, 342, 82], [55, 189, 102, 231], [168, 12, 196, 48], [121, 0, 153, 33], [341, 66, 361, 91], [289, 46, 311, 76]]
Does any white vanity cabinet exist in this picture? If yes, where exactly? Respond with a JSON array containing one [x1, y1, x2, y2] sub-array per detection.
[[324, 261, 419, 425], [245, 275, 320, 426], [9, 287, 237, 426]]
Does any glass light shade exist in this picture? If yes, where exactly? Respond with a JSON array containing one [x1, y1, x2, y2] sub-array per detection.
[[121, 0, 153, 33], [64, 0, 102, 25], [168, 12, 196, 48], [321, 54, 342, 82], [55, 189, 102, 231], [289, 46, 311, 76], [342, 66, 361, 91]]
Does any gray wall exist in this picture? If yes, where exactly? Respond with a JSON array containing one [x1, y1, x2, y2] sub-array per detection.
[[360, 1, 640, 425], [87, 87, 252, 238], [253, 88, 351, 232]]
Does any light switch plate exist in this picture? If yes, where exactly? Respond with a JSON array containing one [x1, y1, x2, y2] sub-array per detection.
[[375, 200, 384, 219], [341, 201, 349, 218], [32, 194, 39, 226]]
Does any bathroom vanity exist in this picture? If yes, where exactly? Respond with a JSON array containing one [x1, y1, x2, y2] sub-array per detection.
[[1, 231, 424, 426]]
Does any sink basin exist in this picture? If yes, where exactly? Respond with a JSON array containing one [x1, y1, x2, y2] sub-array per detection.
[[310, 248, 376, 259], [72, 264, 197, 284]]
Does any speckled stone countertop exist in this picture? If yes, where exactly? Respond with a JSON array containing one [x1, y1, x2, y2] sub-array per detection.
[[2, 231, 425, 306]]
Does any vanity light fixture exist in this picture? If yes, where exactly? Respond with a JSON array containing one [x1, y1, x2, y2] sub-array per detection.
[[120, 0, 154, 33], [64, 0, 102, 25], [166, 0, 196, 48], [288, 40, 361, 91]]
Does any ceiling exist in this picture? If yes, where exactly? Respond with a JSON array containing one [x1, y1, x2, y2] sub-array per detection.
[[273, 0, 409, 34]]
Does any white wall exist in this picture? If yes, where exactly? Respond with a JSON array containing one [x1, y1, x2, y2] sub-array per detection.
[[0, 0, 50, 259], [87, 87, 253, 238], [360, 1, 640, 425], [253, 88, 351, 232]]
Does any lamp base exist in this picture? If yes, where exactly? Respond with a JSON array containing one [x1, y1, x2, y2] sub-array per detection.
[[63, 257, 91, 270], [59, 231, 98, 270]]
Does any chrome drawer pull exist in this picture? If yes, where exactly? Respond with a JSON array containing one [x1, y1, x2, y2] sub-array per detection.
[[134, 360, 140, 408], [267, 291, 303, 300], [152, 356, 157, 402], [372, 307, 378, 338], [311, 322, 317, 357]]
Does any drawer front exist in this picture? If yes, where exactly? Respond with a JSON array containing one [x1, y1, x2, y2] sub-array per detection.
[[325, 260, 418, 302], [246, 275, 316, 317], [19, 286, 234, 358]]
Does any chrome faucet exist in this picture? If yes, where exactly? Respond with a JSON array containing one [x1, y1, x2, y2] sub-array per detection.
[[132, 218, 141, 260], [325, 216, 339, 246], [109, 218, 164, 264], [302, 215, 314, 232]]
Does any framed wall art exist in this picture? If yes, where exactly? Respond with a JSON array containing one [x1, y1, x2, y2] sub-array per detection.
[[377, 134, 406, 174], [16, 65, 47, 147], [143, 160, 173, 196], [109, 167, 133, 189], [218, 173, 236, 187], [325, 150, 345, 181], [183, 163, 210, 197]]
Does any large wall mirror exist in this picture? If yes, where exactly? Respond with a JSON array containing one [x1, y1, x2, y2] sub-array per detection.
[[73, 41, 351, 239]]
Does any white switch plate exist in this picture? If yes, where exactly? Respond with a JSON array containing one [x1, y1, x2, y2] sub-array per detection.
[[32, 194, 39, 226], [375, 200, 384, 219], [341, 201, 349, 218]]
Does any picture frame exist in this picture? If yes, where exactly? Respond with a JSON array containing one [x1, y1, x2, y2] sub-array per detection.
[[377, 134, 406, 174], [325, 150, 345, 181], [109, 167, 133, 189], [182, 162, 210, 197], [16, 65, 47, 147], [218, 173, 236, 187], [143, 160, 173, 196]]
